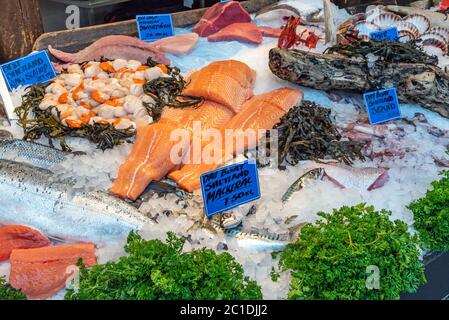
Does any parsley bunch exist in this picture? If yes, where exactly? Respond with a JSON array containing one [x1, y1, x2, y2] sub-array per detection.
[[408, 171, 449, 252], [279, 204, 426, 300], [65, 232, 262, 300], [0, 277, 26, 300]]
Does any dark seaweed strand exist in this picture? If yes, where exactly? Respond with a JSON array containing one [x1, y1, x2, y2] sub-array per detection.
[[324, 40, 438, 90], [270, 100, 364, 167], [143, 58, 204, 121], [14, 84, 134, 152]]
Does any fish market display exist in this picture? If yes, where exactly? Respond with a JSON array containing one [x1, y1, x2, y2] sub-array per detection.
[[0, 225, 50, 261], [0, 160, 149, 241], [168, 87, 303, 192], [48, 35, 170, 65], [0, 137, 66, 170], [148, 33, 199, 56], [192, 1, 251, 37], [255, 0, 324, 27], [9, 243, 96, 299], [208, 22, 264, 44], [278, 17, 320, 49], [111, 60, 255, 200], [281, 168, 325, 203]]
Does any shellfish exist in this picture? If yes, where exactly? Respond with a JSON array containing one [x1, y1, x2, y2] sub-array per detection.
[[404, 14, 430, 36], [395, 21, 419, 39], [428, 27, 449, 43], [372, 12, 402, 29], [354, 21, 380, 39]]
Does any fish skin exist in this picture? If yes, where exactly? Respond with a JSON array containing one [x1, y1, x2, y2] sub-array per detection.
[[282, 168, 325, 203], [0, 137, 66, 170], [320, 163, 389, 191], [255, 3, 323, 26], [0, 160, 149, 242], [208, 215, 290, 251]]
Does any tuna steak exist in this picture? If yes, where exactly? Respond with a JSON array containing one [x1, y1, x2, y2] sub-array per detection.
[[193, 1, 251, 37], [208, 22, 263, 44]]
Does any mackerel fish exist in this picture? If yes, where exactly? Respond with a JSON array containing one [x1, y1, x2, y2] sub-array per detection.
[[282, 168, 325, 203]]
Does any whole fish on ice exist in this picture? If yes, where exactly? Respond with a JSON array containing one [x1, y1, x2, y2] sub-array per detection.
[[255, 0, 324, 28], [0, 160, 150, 242], [0, 137, 66, 170], [282, 168, 325, 203], [319, 163, 389, 191]]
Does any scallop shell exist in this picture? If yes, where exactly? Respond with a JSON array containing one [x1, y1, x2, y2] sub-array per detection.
[[372, 13, 402, 29], [354, 21, 379, 39], [398, 30, 415, 43], [404, 14, 430, 36], [366, 6, 386, 23], [421, 38, 448, 55], [394, 21, 419, 39], [428, 26, 449, 43], [420, 32, 447, 45]]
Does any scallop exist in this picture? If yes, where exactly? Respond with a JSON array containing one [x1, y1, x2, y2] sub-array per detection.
[[130, 84, 144, 96], [398, 30, 415, 43], [127, 60, 142, 71], [84, 64, 101, 78], [123, 95, 143, 114], [144, 67, 163, 81], [113, 107, 127, 118], [366, 6, 385, 23], [112, 59, 128, 71], [394, 21, 419, 39], [372, 13, 402, 29], [96, 105, 116, 119], [133, 107, 149, 118], [67, 64, 84, 76], [404, 14, 430, 36], [114, 118, 136, 130], [97, 71, 109, 80], [75, 106, 92, 117], [421, 38, 448, 55], [354, 21, 379, 39], [51, 84, 67, 96], [39, 97, 58, 111], [420, 32, 447, 45], [64, 73, 83, 87], [89, 116, 107, 126], [428, 27, 449, 43], [110, 89, 127, 98]]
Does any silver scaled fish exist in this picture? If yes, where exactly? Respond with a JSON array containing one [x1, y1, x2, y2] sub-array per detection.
[[282, 168, 325, 203], [0, 160, 150, 242], [0, 137, 66, 170]]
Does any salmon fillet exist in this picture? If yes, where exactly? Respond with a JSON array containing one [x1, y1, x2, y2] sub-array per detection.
[[151, 33, 199, 55], [0, 225, 50, 261], [9, 243, 96, 299], [111, 101, 235, 201], [183, 60, 256, 114], [168, 88, 303, 192]]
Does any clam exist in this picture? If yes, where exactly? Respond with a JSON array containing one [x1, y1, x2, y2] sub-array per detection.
[[404, 14, 430, 36], [372, 13, 402, 29], [394, 21, 419, 40]]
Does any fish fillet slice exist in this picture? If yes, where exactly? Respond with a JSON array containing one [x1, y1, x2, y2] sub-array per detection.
[[208, 22, 263, 44], [169, 88, 303, 192], [0, 225, 50, 261], [111, 101, 235, 201], [9, 243, 96, 299], [183, 60, 255, 114], [152, 33, 199, 55]]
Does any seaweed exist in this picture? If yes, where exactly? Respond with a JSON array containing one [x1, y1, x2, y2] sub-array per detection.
[[14, 84, 134, 152], [14, 58, 202, 151], [143, 58, 204, 121], [269, 100, 364, 167]]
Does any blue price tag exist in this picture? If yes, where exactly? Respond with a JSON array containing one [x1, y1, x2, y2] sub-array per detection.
[[370, 27, 399, 42], [201, 160, 261, 217], [136, 14, 174, 42], [363, 88, 401, 125], [0, 51, 56, 91], [220, 0, 232, 2]]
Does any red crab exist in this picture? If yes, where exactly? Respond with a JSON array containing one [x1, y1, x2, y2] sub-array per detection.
[[278, 16, 320, 49]]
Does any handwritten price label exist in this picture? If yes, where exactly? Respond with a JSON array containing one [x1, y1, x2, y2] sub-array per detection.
[[363, 88, 401, 125], [136, 14, 174, 42], [201, 160, 261, 217]]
